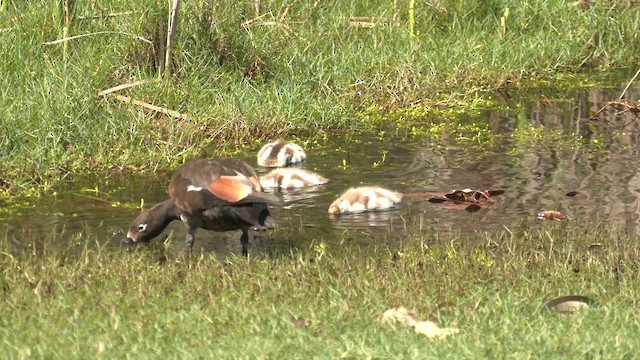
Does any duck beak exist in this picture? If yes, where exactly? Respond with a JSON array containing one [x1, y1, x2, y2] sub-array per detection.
[[122, 231, 137, 245]]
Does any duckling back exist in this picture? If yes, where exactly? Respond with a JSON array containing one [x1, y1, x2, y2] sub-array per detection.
[[328, 186, 403, 214], [257, 140, 306, 167], [260, 168, 329, 189]]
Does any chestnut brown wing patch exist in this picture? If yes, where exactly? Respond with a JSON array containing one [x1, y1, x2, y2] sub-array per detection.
[[248, 175, 264, 192], [207, 175, 254, 203]]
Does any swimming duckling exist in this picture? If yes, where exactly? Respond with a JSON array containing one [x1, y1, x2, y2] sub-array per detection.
[[257, 140, 306, 167], [328, 186, 403, 215], [260, 168, 329, 189]]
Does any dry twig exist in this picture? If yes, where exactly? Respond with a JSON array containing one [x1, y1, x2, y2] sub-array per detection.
[[98, 91, 188, 120], [97, 80, 149, 96], [590, 68, 640, 121], [241, 5, 292, 35], [164, 0, 181, 77], [44, 31, 153, 45]]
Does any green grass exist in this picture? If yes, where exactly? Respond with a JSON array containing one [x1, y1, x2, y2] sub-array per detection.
[[1, 218, 639, 358], [1, 0, 640, 194]]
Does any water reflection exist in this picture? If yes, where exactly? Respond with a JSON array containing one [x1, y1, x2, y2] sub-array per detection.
[[263, 185, 329, 209], [2, 72, 640, 254], [329, 208, 405, 229]]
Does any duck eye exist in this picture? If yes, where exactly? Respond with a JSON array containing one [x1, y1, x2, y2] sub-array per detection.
[[138, 224, 147, 232]]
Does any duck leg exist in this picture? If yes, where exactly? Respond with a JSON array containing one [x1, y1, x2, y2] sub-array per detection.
[[186, 231, 195, 250], [180, 214, 202, 251], [240, 229, 249, 257]]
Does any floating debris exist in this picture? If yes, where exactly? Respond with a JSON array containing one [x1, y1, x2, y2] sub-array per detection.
[[378, 307, 459, 339], [288, 312, 310, 328], [544, 295, 593, 313], [442, 203, 482, 213], [537, 210, 567, 221], [404, 188, 505, 212]]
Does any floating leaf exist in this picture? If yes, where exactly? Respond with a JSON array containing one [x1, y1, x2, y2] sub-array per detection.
[[379, 307, 419, 326], [537, 210, 567, 221], [465, 204, 482, 212], [413, 320, 460, 338], [443, 188, 505, 204], [442, 203, 482, 212], [444, 188, 476, 202], [473, 190, 494, 202], [405, 188, 505, 212], [378, 307, 459, 339], [442, 203, 472, 211], [544, 295, 593, 313]]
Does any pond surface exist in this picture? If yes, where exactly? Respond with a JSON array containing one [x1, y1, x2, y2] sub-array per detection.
[[3, 72, 640, 256]]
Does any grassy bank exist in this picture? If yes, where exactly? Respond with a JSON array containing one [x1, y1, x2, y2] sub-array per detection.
[[1, 1, 639, 194], [1, 219, 639, 358]]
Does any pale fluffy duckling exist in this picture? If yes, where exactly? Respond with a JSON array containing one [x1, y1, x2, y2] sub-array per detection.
[[260, 168, 329, 189], [328, 186, 403, 215], [257, 140, 306, 167]]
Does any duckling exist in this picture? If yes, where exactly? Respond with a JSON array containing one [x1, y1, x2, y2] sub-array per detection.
[[260, 168, 329, 189], [328, 186, 403, 214], [257, 140, 306, 167]]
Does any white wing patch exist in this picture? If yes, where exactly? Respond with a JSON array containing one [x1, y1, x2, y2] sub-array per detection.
[[187, 185, 203, 192]]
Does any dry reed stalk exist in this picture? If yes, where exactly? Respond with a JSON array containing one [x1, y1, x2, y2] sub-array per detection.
[[157, 15, 166, 76], [63, 0, 71, 56], [77, 11, 138, 20], [99, 92, 188, 120], [278, 4, 290, 22], [349, 21, 377, 28], [348, 17, 390, 28], [44, 31, 153, 45], [241, 13, 272, 28], [97, 80, 149, 96], [254, 0, 261, 16], [164, 0, 181, 77], [241, 5, 292, 35], [590, 68, 640, 120], [618, 68, 640, 99]]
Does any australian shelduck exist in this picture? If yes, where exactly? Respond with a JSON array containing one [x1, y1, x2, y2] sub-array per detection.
[[126, 158, 280, 255]]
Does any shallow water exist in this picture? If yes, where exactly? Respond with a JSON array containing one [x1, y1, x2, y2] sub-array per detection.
[[3, 72, 640, 256]]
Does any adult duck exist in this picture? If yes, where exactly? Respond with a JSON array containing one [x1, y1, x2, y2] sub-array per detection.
[[126, 158, 280, 255]]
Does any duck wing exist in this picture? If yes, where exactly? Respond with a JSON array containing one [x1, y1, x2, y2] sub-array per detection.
[[170, 158, 281, 213]]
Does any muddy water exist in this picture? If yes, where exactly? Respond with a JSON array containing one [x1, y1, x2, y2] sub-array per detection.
[[3, 73, 640, 256]]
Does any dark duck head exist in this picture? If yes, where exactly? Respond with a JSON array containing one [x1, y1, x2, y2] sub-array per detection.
[[126, 199, 179, 244]]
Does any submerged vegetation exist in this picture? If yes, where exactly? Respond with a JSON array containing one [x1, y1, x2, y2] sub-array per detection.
[[1, 219, 640, 357], [0, 0, 639, 194]]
